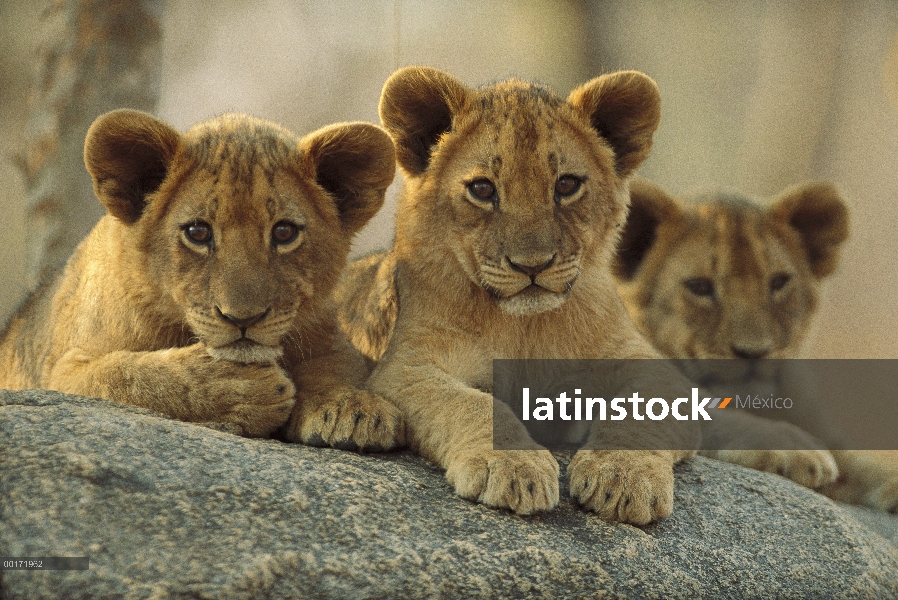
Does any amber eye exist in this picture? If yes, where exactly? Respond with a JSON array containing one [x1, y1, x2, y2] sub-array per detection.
[[684, 277, 715, 298], [272, 221, 302, 246], [770, 272, 791, 292], [555, 175, 583, 200], [183, 221, 213, 245], [467, 179, 497, 203]]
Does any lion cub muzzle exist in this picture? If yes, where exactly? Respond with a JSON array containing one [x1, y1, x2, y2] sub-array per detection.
[[486, 257, 578, 315], [479, 218, 579, 315], [500, 251, 574, 297]]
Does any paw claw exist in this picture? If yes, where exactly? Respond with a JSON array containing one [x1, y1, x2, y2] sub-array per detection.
[[288, 389, 404, 452], [447, 450, 559, 515], [569, 450, 674, 525]]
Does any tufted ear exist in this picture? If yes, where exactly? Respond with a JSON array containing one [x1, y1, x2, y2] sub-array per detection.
[[84, 109, 181, 224], [379, 66, 469, 176], [769, 182, 849, 278], [614, 178, 681, 281], [568, 71, 662, 178], [301, 122, 396, 234]]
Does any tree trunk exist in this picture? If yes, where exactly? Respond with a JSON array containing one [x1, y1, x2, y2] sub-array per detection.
[[17, 0, 163, 288]]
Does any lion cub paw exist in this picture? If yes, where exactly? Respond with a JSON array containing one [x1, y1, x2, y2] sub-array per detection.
[[170, 343, 296, 436], [865, 478, 898, 514], [202, 360, 297, 438], [445, 450, 559, 515], [286, 389, 404, 452], [568, 450, 674, 525], [714, 448, 838, 489]]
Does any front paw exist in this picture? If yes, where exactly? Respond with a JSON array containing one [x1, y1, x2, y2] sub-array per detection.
[[445, 450, 559, 515], [207, 362, 297, 437], [568, 450, 674, 525], [172, 344, 296, 436], [866, 478, 898, 514], [711, 448, 838, 489], [285, 388, 404, 451]]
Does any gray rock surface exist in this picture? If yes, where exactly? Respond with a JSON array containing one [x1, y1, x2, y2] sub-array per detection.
[[2, 389, 898, 599], [841, 504, 898, 547]]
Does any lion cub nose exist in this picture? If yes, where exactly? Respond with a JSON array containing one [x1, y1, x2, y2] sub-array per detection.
[[731, 345, 770, 360], [507, 254, 556, 278], [215, 307, 271, 330]]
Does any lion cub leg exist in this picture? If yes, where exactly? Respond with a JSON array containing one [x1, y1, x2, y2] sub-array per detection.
[[47, 344, 296, 436], [280, 337, 405, 452], [820, 450, 898, 513], [698, 410, 839, 489], [369, 364, 559, 515], [446, 398, 560, 515]]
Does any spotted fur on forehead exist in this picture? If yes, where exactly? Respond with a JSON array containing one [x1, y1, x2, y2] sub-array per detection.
[[183, 115, 299, 185], [625, 187, 823, 288], [462, 81, 585, 142], [680, 194, 782, 280], [424, 79, 616, 203], [471, 80, 565, 116]]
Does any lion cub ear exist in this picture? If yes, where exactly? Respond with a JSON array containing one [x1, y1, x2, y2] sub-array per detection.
[[568, 71, 662, 178], [378, 66, 469, 175], [300, 122, 396, 234], [614, 178, 681, 281], [769, 182, 849, 278], [84, 109, 181, 224]]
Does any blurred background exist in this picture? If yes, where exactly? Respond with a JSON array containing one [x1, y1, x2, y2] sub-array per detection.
[[0, 0, 896, 358]]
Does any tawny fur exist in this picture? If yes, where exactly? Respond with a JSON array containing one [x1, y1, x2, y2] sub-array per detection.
[[0, 109, 404, 449], [615, 179, 898, 514], [338, 67, 698, 523]]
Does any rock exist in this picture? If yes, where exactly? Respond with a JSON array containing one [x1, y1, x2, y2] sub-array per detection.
[[1, 389, 897, 599], [841, 504, 898, 547]]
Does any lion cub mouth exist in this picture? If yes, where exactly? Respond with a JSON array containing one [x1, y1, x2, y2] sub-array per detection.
[[208, 338, 284, 364], [496, 283, 570, 316]]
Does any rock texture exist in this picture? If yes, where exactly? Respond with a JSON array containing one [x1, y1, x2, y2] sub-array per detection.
[[2, 389, 898, 599]]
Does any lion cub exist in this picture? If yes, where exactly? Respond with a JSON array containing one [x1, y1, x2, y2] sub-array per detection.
[[0, 109, 403, 449], [614, 179, 898, 513], [338, 67, 699, 524]]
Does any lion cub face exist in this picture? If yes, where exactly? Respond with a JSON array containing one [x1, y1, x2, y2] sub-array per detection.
[[422, 92, 606, 315], [381, 69, 661, 316], [614, 179, 849, 361], [84, 111, 394, 363], [158, 146, 314, 363]]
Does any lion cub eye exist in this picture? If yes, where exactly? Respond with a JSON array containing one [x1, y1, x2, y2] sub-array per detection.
[[272, 220, 302, 246], [467, 179, 497, 204], [684, 277, 715, 299], [770, 273, 791, 293], [183, 221, 213, 245], [555, 175, 583, 201]]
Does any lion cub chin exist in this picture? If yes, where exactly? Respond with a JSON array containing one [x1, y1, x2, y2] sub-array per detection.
[[0, 109, 404, 450], [337, 66, 699, 524], [615, 179, 898, 514]]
